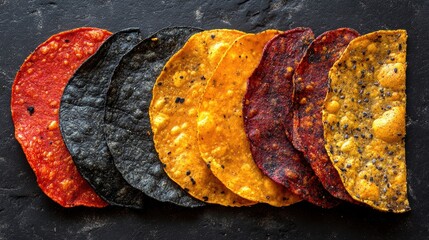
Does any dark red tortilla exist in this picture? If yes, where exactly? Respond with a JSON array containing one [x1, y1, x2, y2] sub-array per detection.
[[292, 28, 359, 203], [11, 28, 111, 207], [243, 28, 340, 208]]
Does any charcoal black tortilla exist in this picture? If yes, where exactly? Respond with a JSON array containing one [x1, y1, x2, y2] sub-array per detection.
[[104, 27, 204, 207], [59, 28, 146, 208]]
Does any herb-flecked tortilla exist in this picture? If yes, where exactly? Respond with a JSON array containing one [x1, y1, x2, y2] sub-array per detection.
[[104, 27, 204, 207], [292, 28, 359, 203], [323, 30, 409, 212], [197, 30, 301, 206], [243, 28, 340, 208], [59, 29, 146, 208], [11, 27, 110, 207], [150, 29, 254, 206]]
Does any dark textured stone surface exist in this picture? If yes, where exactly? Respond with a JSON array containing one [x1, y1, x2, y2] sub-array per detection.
[[1, 0, 428, 239]]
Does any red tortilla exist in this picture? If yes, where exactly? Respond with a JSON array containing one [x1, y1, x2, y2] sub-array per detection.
[[11, 28, 111, 207], [292, 28, 359, 203], [243, 28, 340, 208]]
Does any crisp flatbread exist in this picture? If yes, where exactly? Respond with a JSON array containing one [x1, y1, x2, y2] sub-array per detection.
[[198, 30, 301, 206], [60, 29, 146, 208], [11, 27, 111, 207], [292, 28, 359, 203], [104, 27, 204, 207], [150, 29, 253, 206], [323, 30, 409, 212], [243, 28, 340, 208]]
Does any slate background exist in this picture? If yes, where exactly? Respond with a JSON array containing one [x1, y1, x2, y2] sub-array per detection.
[[1, 0, 428, 239]]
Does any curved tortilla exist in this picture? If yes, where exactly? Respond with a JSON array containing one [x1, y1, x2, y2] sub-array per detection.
[[59, 29, 146, 208], [323, 30, 409, 212], [150, 29, 253, 206], [11, 27, 110, 207], [197, 30, 300, 206], [292, 28, 359, 203], [104, 27, 204, 207], [243, 28, 340, 208]]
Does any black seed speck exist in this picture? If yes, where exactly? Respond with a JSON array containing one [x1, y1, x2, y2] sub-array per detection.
[[27, 106, 35, 115], [203, 196, 209, 201], [394, 68, 398, 73], [175, 97, 185, 104], [201, 76, 206, 80], [211, 34, 216, 39], [190, 177, 196, 185], [186, 170, 191, 176]]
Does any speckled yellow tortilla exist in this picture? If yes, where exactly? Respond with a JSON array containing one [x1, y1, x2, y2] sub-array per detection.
[[323, 30, 409, 212], [150, 29, 254, 206], [197, 30, 301, 206]]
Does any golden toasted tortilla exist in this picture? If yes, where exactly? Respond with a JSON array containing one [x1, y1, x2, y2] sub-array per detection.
[[323, 30, 409, 212], [150, 29, 254, 206], [197, 30, 301, 206]]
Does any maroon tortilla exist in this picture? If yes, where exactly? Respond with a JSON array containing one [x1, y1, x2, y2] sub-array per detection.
[[243, 28, 340, 208], [292, 28, 359, 203]]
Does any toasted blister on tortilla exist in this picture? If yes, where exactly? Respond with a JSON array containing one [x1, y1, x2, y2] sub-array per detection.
[[150, 29, 254, 206], [292, 28, 359, 203], [104, 27, 205, 207], [243, 28, 341, 208], [11, 27, 111, 207], [323, 30, 410, 212], [60, 28, 147, 208], [197, 30, 301, 207]]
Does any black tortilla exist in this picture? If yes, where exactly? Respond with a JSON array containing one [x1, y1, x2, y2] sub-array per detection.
[[59, 28, 146, 208], [104, 27, 204, 207]]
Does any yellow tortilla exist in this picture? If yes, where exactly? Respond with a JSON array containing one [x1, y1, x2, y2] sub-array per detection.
[[197, 30, 301, 206], [150, 29, 254, 206], [323, 30, 409, 212]]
